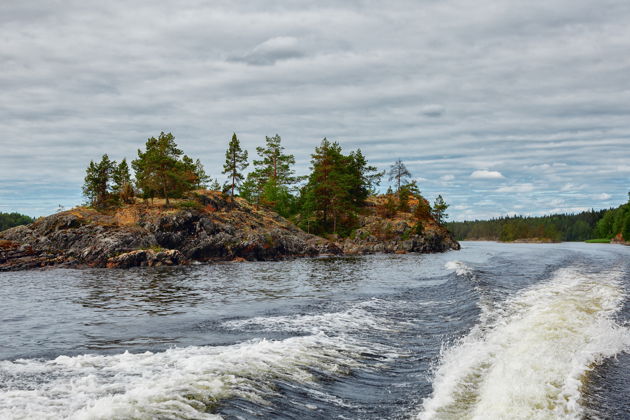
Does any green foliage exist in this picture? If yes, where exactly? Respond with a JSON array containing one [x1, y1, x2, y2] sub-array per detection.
[[585, 239, 611, 243], [594, 197, 630, 240], [448, 208, 610, 242], [298, 138, 381, 236], [398, 181, 420, 212], [111, 159, 135, 204], [432, 195, 449, 225], [222, 133, 249, 196], [414, 221, 424, 235], [83, 154, 116, 208], [388, 159, 411, 192], [0, 212, 34, 231], [132, 132, 201, 205], [245, 134, 302, 212], [209, 178, 222, 191]]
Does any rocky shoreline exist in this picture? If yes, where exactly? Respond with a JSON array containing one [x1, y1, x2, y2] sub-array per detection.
[[0, 191, 459, 271]]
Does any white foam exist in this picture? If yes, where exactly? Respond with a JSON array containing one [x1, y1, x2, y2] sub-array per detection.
[[418, 266, 630, 420], [0, 333, 366, 420], [223, 300, 401, 335], [445, 261, 473, 277]]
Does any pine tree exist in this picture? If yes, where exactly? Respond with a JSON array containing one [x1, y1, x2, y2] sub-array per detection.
[[432, 195, 449, 224], [388, 159, 411, 192], [132, 132, 190, 205], [246, 134, 302, 206], [222, 133, 249, 196], [83, 154, 115, 208], [111, 159, 134, 203], [209, 178, 221, 191], [300, 139, 379, 235]]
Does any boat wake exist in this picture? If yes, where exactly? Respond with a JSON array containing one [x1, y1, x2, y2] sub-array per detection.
[[419, 265, 630, 419], [0, 302, 397, 420]]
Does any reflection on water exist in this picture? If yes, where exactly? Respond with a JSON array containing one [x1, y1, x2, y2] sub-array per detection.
[[77, 267, 204, 316]]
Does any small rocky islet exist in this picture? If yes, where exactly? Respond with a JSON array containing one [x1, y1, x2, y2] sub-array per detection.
[[0, 191, 459, 271]]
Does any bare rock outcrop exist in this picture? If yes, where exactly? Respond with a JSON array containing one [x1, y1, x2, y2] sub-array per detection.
[[0, 191, 340, 271]]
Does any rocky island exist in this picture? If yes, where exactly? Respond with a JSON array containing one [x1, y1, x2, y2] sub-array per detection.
[[0, 190, 459, 271]]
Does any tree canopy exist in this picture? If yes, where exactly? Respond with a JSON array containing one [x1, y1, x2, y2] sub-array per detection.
[[132, 132, 205, 204], [222, 133, 249, 196]]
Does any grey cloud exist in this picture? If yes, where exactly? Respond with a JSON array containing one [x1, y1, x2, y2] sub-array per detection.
[[230, 36, 304, 65], [1, 0, 629, 218]]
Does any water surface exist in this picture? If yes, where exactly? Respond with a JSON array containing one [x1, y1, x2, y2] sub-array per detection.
[[1, 242, 628, 419]]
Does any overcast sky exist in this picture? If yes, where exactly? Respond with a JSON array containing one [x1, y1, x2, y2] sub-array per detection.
[[1, 0, 629, 219]]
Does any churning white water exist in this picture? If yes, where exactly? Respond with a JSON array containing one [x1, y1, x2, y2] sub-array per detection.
[[419, 266, 630, 419], [0, 333, 366, 420]]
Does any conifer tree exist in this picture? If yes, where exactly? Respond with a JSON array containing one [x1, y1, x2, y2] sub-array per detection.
[[222, 133, 249, 196], [132, 132, 190, 205], [112, 158, 134, 204], [388, 159, 411, 192], [83, 154, 115, 208], [432, 194, 449, 224], [300, 139, 380, 235], [209, 178, 222, 191]]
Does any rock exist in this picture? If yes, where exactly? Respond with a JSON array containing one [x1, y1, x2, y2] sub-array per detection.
[[106, 249, 186, 268], [0, 191, 339, 271], [0, 191, 457, 271]]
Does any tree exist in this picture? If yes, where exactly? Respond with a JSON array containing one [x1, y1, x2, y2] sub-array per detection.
[[132, 132, 193, 205], [222, 133, 249, 196], [83, 154, 115, 208], [398, 181, 420, 212], [388, 159, 411, 192], [348, 149, 383, 208], [193, 159, 210, 189], [0, 212, 34, 231], [245, 134, 302, 206], [300, 139, 380, 235], [414, 196, 432, 220], [209, 178, 222, 191], [111, 159, 135, 203], [432, 195, 449, 224]]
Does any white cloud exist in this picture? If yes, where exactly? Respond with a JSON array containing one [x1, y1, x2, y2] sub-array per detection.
[[560, 183, 585, 192], [496, 183, 534, 193], [595, 193, 611, 200], [470, 170, 504, 179], [440, 174, 455, 181]]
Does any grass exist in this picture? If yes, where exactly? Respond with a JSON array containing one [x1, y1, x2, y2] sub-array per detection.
[[585, 238, 610, 243]]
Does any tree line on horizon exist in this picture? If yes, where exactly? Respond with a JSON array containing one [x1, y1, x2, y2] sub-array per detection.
[[447, 194, 630, 242], [81, 132, 449, 237]]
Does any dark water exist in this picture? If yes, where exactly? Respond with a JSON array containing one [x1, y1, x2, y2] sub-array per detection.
[[0, 242, 628, 419]]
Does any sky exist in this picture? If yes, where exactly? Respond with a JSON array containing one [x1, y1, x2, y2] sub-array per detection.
[[1, 0, 629, 220]]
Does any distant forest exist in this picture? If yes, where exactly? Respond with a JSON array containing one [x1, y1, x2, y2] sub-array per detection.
[[0, 212, 34, 232], [448, 196, 630, 242]]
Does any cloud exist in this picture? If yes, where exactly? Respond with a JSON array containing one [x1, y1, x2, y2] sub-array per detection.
[[231, 36, 304, 66], [594, 193, 611, 200], [440, 174, 455, 181], [470, 170, 504, 179], [0, 1, 629, 219], [496, 183, 535, 193], [420, 104, 445, 117], [560, 183, 585, 192]]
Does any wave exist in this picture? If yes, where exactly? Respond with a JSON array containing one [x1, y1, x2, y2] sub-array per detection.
[[223, 299, 403, 336], [444, 261, 473, 277], [418, 266, 630, 419], [0, 333, 368, 419]]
